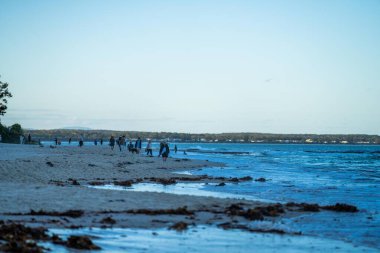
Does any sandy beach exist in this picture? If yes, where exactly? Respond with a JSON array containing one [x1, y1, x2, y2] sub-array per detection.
[[0, 143, 274, 230]]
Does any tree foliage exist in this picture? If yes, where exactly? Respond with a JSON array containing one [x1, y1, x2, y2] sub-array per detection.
[[0, 123, 23, 143], [0, 77, 13, 116]]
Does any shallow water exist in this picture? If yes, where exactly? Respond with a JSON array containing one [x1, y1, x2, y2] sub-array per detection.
[[44, 226, 378, 253], [44, 142, 380, 250], [173, 144, 380, 249], [90, 182, 275, 203]]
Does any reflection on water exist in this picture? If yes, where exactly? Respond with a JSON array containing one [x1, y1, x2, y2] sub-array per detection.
[[90, 182, 275, 203], [44, 226, 378, 253]]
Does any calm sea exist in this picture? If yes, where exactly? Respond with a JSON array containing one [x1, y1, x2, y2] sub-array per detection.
[[42, 141, 380, 249]]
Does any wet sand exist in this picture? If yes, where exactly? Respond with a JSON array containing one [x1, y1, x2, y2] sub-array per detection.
[[0, 143, 273, 230]]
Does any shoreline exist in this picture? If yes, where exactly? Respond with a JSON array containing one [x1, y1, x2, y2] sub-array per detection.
[[0, 143, 370, 251]]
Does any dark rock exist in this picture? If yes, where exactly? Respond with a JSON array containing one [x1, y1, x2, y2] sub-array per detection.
[[322, 203, 358, 212], [216, 182, 226, 186], [71, 180, 80, 186], [29, 209, 84, 218], [101, 217, 116, 225], [242, 209, 264, 221], [0, 223, 49, 253], [51, 234, 65, 245], [114, 180, 133, 187], [302, 204, 320, 212], [149, 178, 177, 185], [88, 181, 106, 186], [239, 176, 253, 181], [169, 222, 188, 231], [255, 177, 266, 182], [256, 204, 284, 217], [46, 161, 54, 167], [225, 204, 243, 215], [66, 235, 101, 250]]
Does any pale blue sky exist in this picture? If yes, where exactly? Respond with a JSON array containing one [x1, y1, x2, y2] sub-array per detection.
[[1, 0, 379, 134]]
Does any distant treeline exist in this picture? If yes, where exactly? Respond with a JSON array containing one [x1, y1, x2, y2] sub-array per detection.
[[26, 129, 380, 144]]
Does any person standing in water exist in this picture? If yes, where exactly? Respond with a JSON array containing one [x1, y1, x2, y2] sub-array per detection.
[[109, 136, 115, 150], [117, 136, 123, 151], [135, 137, 142, 153], [161, 142, 170, 162], [158, 141, 164, 157], [68, 137, 72, 144], [174, 144, 178, 154], [100, 138, 103, 145], [146, 140, 153, 156], [79, 135, 84, 147]]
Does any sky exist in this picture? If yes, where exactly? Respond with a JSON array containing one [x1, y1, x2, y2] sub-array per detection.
[[0, 0, 379, 134]]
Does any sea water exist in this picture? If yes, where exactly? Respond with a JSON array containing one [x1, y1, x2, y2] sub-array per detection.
[[44, 142, 380, 251], [172, 143, 380, 249]]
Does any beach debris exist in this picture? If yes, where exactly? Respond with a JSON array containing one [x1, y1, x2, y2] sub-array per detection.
[[46, 161, 54, 167], [127, 206, 194, 215], [27, 209, 84, 218], [116, 161, 134, 168], [68, 178, 80, 186], [239, 176, 253, 181], [88, 181, 106, 186], [225, 203, 284, 220], [49, 180, 65, 186], [322, 203, 358, 212], [255, 177, 266, 182], [169, 222, 188, 232], [0, 223, 49, 253], [286, 202, 358, 213], [114, 180, 134, 187], [217, 223, 301, 235], [256, 204, 285, 217], [225, 204, 264, 221], [66, 235, 101, 250], [148, 177, 177, 185], [51, 234, 65, 245], [101, 217, 116, 225], [286, 202, 320, 212]]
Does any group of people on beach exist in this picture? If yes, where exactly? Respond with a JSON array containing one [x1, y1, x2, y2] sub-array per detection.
[[48, 135, 179, 162], [108, 136, 174, 161]]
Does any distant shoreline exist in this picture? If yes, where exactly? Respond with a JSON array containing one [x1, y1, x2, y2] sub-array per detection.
[[24, 128, 380, 145]]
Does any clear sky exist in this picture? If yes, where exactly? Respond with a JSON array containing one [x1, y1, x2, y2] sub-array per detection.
[[0, 0, 379, 134]]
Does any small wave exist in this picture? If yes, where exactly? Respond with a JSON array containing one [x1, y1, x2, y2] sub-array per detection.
[[185, 149, 250, 155], [304, 150, 380, 154]]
